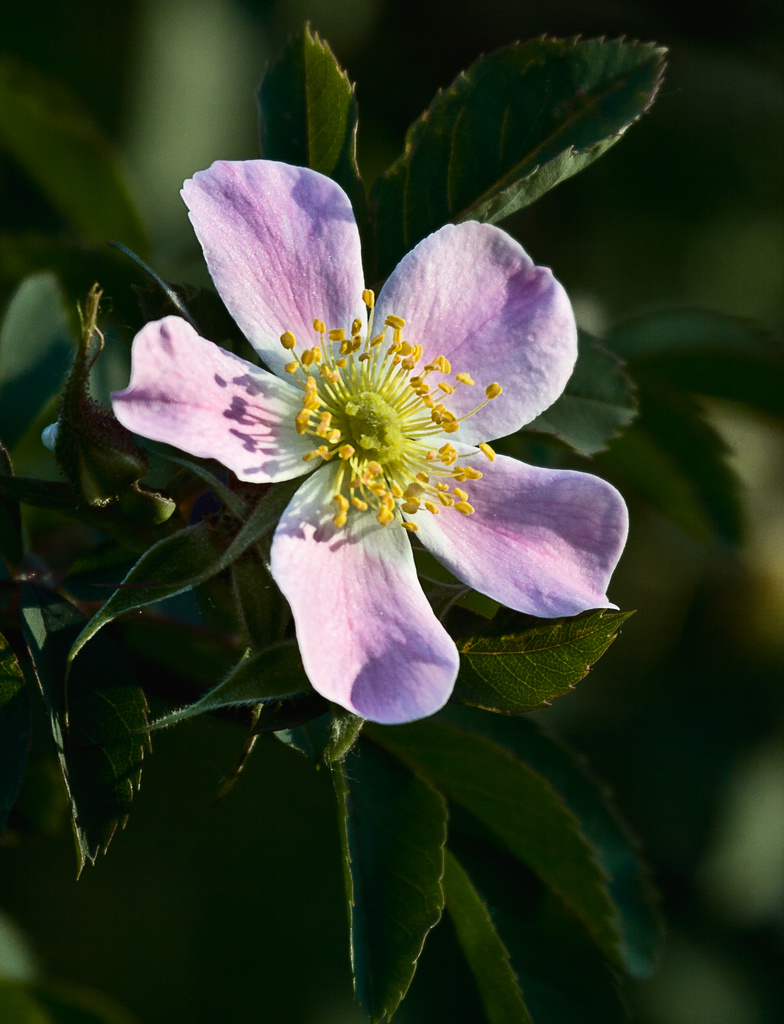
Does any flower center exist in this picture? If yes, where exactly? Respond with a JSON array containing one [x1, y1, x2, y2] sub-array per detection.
[[279, 290, 502, 531], [344, 391, 405, 462]]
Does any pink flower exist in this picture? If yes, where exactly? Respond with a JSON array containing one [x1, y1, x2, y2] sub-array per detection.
[[112, 160, 628, 724]]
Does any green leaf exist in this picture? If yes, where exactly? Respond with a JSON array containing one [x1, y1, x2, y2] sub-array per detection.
[[446, 708, 662, 978], [0, 272, 74, 450], [67, 522, 224, 664], [0, 57, 147, 253], [443, 849, 533, 1024], [608, 309, 784, 419], [453, 609, 634, 714], [599, 379, 743, 543], [368, 720, 621, 968], [152, 643, 314, 730], [332, 740, 447, 1022], [69, 479, 300, 665], [19, 585, 150, 871], [526, 332, 637, 455], [0, 442, 22, 570], [258, 25, 369, 262], [0, 631, 30, 836], [373, 37, 666, 277]]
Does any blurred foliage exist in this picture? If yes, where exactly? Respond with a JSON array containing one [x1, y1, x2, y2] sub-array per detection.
[[0, 1, 782, 1023]]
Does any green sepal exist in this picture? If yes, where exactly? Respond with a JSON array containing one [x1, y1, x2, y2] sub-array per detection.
[[19, 584, 150, 872], [452, 608, 634, 714], [332, 739, 447, 1022], [373, 37, 666, 278], [53, 284, 174, 524], [324, 706, 365, 763], [443, 848, 533, 1024]]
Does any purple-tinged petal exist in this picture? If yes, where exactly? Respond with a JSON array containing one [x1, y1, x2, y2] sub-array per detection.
[[270, 466, 459, 724], [181, 161, 366, 379], [374, 222, 577, 445], [412, 454, 628, 618], [112, 316, 314, 482]]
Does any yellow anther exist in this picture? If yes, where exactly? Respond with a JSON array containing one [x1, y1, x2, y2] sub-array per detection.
[[412, 345, 423, 362], [328, 329, 345, 342], [338, 445, 355, 460], [317, 411, 332, 431], [301, 349, 315, 367], [486, 382, 502, 399], [410, 376, 423, 386], [304, 376, 317, 391], [333, 510, 348, 528], [370, 333, 385, 347], [401, 358, 416, 371], [424, 501, 440, 515], [461, 466, 483, 480], [349, 477, 362, 489], [426, 449, 438, 462], [280, 330, 297, 349], [377, 508, 395, 526], [327, 429, 341, 443], [295, 410, 311, 434], [422, 396, 435, 408], [303, 395, 319, 412], [438, 492, 454, 507], [358, 352, 372, 362], [336, 357, 347, 368], [399, 342, 413, 356], [391, 482, 404, 498], [435, 481, 450, 492], [313, 318, 326, 333], [401, 499, 420, 514], [302, 450, 321, 462], [333, 494, 350, 512], [367, 461, 383, 477], [351, 337, 363, 352], [401, 521, 419, 532], [478, 442, 496, 462], [351, 318, 362, 335], [362, 289, 375, 308], [339, 338, 351, 355], [285, 361, 299, 373], [442, 421, 461, 433], [316, 446, 332, 460], [455, 501, 475, 515], [416, 472, 429, 483], [453, 487, 468, 501], [352, 497, 368, 511], [385, 314, 406, 330], [455, 372, 475, 386], [438, 382, 455, 394]]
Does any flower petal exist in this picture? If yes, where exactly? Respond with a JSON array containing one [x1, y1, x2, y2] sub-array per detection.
[[270, 465, 459, 724], [412, 454, 628, 617], [181, 160, 366, 378], [374, 221, 577, 445], [112, 316, 314, 482]]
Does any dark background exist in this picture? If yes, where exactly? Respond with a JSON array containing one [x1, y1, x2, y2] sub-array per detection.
[[1, 1, 783, 1022]]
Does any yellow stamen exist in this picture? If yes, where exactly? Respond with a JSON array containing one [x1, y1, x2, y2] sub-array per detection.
[[385, 314, 406, 330], [280, 331, 297, 349], [478, 442, 496, 462], [313, 318, 326, 334], [486, 382, 502, 399], [338, 445, 355, 460], [455, 501, 475, 515], [402, 522, 419, 532], [455, 372, 474, 385], [362, 289, 375, 308]]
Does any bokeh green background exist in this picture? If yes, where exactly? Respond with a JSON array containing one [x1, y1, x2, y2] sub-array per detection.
[[1, 1, 783, 1021]]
